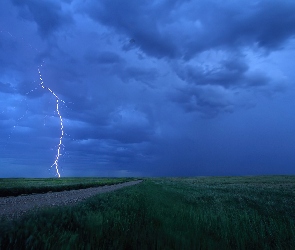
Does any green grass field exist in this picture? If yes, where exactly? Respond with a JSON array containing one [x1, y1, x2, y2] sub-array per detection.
[[1, 176, 295, 249], [0, 177, 136, 197]]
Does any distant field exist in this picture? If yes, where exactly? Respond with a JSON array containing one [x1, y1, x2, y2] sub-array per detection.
[[0, 177, 136, 197], [1, 175, 295, 249]]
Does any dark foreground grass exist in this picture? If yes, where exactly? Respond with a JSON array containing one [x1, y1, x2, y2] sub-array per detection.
[[0, 176, 295, 249], [0, 177, 136, 197]]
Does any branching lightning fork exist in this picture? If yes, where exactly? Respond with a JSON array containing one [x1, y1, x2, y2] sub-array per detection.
[[38, 65, 64, 178]]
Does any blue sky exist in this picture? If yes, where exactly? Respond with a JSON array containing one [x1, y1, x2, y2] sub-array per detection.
[[0, 0, 295, 177]]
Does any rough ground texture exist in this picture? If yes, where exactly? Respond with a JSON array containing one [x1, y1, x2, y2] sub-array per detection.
[[0, 180, 142, 220]]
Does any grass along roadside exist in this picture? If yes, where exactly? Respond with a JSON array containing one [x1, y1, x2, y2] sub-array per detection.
[[0, 177, 137, 197], [0, 176, 295, 249]]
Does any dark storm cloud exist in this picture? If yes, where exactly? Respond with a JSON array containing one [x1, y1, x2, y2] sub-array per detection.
[[176, 56, 249, 87], [119, 67, 159, 85], [84, 51, 159, 85], [175, 55, 272, 89], [245, 71, 271, 87], [0, 82, 15, 94], [68, 106, 155, 144], [85, 51, 124, 65], [1, 0, 295, 177], [181, 0, 295, 58], [81, 0, 295, 60], [81, 0, 180, 59], [170, 85, 234, 117], [237, 1, 295, 49], [12, 0, 73, 38], [16, 80, 45, 99]]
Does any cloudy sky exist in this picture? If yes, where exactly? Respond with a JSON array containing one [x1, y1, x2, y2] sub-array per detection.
[[1, 0, 295, 177]]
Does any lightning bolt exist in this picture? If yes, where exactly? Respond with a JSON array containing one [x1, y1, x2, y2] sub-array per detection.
[[38, 65, 64, 178]]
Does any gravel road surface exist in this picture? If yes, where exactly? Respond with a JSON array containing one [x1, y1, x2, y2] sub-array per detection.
[[0, 180, 142, 220]]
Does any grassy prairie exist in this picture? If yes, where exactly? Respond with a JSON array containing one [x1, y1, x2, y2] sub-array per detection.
[[0, 175, 295, 249], [0, 177, 136, 197]]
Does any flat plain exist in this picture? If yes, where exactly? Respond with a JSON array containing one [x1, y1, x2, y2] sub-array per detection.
[[0, 175, 294, 249]]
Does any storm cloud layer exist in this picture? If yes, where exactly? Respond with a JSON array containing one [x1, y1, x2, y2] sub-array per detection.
[[1, 0, 295, 177]]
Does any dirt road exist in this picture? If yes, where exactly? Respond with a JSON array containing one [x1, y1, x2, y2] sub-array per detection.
[[0, 180, 142, 220]]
